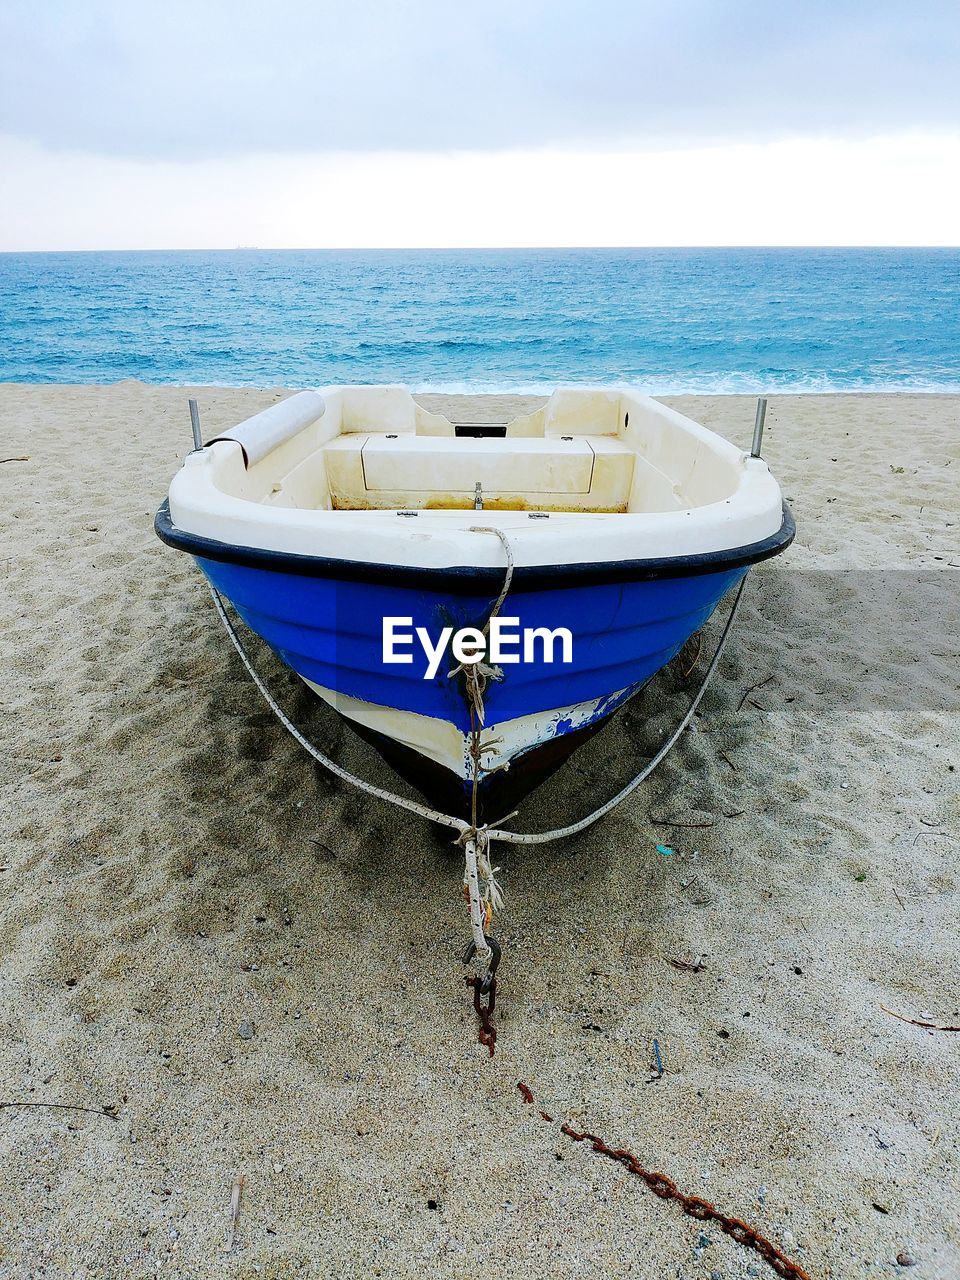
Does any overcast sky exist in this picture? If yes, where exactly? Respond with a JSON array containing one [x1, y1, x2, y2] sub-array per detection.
[[2, 0, 958, 248]]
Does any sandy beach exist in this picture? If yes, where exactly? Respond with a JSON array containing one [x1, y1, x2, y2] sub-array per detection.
[[1, 385, 957, 1279]]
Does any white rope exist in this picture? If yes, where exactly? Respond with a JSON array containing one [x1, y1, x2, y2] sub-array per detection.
[[462, 836, 489, 956], [484, 574, 748, 845], [208, 565, 746, 849], [476, 835, 505, 914], [208, 588, 469, 838], [469, 525, 515, 622], [446, 526, 516, 726], [461, 828, 506, 956]]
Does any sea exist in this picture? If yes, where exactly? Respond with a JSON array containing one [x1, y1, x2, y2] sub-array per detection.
[[1, 247, 958, 392]]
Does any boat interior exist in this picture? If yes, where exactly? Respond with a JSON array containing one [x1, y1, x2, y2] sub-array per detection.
[[205, 386, 746, 516]]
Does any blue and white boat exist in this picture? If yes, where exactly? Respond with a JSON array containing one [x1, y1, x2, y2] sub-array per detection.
[[156, 386, 793, 819]]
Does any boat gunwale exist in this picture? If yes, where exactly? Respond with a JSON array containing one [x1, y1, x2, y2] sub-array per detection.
[[155, 499, 795, 594]]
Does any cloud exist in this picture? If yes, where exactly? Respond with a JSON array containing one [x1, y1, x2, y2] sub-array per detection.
[[2, 132, 958, 250], [1, 0, 958, 158]]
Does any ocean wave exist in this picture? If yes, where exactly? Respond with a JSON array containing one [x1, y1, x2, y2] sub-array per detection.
[[408, 376, 960, 396], [4, 372, 959, 394]]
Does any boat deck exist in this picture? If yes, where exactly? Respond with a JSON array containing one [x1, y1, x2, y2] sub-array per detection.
[[315, 433, 639, 512]]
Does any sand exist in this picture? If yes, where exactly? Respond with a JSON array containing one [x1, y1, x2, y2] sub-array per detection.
[[1, 385, 958, 1280]]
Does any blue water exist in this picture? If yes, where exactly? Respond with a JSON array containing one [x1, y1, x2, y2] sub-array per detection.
[[1, 248, 958, 392]]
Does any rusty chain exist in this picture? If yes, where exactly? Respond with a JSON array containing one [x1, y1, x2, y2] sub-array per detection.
[[214, 553, 808, 1272], [464, 932, 500, 1055], [518, 1082, 812, 1280], [466, 973, 497, 1055]]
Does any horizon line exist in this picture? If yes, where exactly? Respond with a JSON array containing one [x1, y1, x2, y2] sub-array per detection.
[[3, 243, 960, 255]]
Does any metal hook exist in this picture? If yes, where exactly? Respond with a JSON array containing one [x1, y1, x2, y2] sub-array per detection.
[[462, 933, 501, 995]]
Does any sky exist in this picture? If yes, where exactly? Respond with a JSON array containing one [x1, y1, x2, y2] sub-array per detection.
[[1, 0, 958, 249]]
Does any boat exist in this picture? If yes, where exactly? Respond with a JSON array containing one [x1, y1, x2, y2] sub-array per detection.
[[156, 385, 793, 821]]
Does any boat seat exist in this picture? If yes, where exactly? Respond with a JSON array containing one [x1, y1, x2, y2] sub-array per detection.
[[322, 434, 635, 513]]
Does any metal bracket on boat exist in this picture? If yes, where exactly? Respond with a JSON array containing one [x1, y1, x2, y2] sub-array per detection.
[[751, 397, 767, 458], [188, 398, 204, 453]]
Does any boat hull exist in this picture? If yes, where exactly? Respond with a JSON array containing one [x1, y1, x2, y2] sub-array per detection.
[[188, 550, 746, 818], [344, 700, 623, 822]]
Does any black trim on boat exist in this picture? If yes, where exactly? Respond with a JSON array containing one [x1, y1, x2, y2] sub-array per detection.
[[454, 423, 508, 439], [155, 499, 795, 593]]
